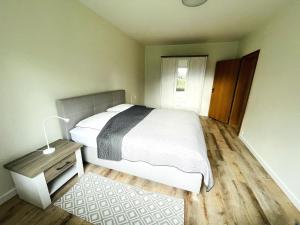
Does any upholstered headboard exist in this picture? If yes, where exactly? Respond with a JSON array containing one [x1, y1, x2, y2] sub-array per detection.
[[56, 90, 125, 140]]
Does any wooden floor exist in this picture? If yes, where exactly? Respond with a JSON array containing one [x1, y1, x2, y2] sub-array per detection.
[[0, 117, 299, 225]]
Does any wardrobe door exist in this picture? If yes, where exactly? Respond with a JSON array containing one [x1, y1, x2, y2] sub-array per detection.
[[161, 56, 207, 114], [161, 58, 176, 109], [209, 59, 241, 123], [229, 50, 260, 132]]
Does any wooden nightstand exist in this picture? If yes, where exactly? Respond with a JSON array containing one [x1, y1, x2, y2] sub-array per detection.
[[4, 139, 84, 209]]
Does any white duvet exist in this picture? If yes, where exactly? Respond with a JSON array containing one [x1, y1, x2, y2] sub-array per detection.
[[70, 108, 214, 190]]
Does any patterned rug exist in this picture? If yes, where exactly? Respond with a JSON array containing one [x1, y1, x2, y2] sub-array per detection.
[[55, 173, 184, 225]]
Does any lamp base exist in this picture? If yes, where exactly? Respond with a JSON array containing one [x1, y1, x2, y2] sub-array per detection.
[[43, 147, 55, 155]]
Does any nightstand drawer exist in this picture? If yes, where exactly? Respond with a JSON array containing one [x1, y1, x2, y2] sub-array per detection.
[[44, 154, 76, 183]]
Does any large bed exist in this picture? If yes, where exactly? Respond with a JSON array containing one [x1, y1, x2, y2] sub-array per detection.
[[56, 90, 213, 193]]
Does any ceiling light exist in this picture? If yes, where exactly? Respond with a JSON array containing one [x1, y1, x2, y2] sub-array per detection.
[[182, 0, 207, 7]]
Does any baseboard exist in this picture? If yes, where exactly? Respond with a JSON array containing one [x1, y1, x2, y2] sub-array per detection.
[[239, 134, 300, 212], [0, 188, 17, 205]]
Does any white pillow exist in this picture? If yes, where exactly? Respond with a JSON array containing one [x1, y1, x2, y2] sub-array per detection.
[[76, 111, 118, 131], [106, 104, 133, 112]]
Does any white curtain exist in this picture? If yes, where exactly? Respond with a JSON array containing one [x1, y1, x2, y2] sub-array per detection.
[[160, 56, 207, 114]]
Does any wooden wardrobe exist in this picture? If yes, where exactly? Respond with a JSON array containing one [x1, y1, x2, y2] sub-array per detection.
[[209, 50, 260, 133]]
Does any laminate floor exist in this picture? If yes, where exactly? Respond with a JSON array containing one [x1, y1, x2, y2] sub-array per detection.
[[0, 117, 299, 225]]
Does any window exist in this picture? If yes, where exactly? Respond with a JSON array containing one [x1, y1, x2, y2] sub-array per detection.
[[175, 59, 188, 92]]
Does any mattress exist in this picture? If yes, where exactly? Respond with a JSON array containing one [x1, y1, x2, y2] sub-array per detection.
[[70, 108, 213, 190]]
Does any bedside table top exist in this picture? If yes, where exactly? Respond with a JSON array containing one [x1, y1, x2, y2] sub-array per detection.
[[4, 139, 82, 178]]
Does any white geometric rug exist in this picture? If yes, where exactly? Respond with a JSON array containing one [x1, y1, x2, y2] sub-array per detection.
[[54, 173, 184, 225]]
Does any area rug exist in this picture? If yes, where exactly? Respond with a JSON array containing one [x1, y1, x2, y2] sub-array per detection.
[[54, 173, 184, 225]]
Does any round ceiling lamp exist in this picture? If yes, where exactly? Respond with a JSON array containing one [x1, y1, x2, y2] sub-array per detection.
[[182, 0, 208, 7]]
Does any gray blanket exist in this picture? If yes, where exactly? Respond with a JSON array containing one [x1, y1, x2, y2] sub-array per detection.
[[97, 105, 153, 161]]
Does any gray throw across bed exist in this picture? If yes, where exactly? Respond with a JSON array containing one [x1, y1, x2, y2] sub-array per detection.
[[97, 105, 153, 161]]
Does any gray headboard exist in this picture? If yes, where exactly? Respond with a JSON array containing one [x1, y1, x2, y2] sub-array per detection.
[[56, 90, 125, 140]]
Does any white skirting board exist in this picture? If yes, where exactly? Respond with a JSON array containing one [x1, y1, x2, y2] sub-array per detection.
[[239, 134, 300, 212], [0, 188, 16, 205]]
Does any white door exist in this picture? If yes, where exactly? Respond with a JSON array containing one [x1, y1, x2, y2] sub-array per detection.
[[160, 56, 207, 114]]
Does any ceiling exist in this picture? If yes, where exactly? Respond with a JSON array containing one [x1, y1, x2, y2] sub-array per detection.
[[80, 0, 288, 44]]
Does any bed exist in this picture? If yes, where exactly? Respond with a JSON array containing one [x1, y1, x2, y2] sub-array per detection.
[[56, 90, 213, 193]]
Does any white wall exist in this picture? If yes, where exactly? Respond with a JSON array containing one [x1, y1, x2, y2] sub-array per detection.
[[238, 1, 300, 210], [145, 42, 239, 115], [0, 0, 144, 198]]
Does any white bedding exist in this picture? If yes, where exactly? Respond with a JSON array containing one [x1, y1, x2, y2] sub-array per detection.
[[70, 108, 213, 190]]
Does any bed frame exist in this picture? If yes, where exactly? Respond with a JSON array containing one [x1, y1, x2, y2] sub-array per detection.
[[56, 90, 202, 193]]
